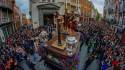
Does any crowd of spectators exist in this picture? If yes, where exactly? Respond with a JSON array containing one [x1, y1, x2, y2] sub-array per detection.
[[78, 20, 125, 70], [0, 24, 55, 70]]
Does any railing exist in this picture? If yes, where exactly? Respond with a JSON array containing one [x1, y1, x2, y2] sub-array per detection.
[[0, 0, 13, 10], [0, 17, 13, 25], [39, 0, 71, 3], [40, 0, 56, 3]]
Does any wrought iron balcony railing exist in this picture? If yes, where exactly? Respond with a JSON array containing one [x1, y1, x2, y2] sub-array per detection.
[[0, 1, 13, 11]]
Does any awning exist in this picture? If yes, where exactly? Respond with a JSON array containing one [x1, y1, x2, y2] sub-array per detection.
[[37, 3, 60, 10]]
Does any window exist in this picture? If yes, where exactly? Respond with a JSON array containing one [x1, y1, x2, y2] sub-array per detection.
[[42, 0, 46, 2], [52, 0, 55, 2], [48, 0, 50, 2], [0, 10, 2, 24], [1, 27, 8, 39], [123, 16, 125, 25], [0, 37, 2, 43], [123, 0, 125, 11], [0, 29, 4, 43]]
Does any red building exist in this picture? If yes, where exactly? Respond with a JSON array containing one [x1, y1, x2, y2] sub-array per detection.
[[13, 5, 22, 31], [0, 0, 22, 43], [0, 0, 15, 42]]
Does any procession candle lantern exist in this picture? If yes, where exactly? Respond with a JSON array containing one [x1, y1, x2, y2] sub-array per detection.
[[66, 36, 77, 56]]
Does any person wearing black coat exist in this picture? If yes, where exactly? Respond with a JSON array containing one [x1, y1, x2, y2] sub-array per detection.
[[83, 54, 95, 70]]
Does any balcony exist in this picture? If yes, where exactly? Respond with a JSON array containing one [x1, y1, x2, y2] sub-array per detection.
[[39, 0, 56, 3], [120, 0, 125, 13], [0, 1, 13, 11], [70, 1, 77, 7], [0, 18, 13, 26]]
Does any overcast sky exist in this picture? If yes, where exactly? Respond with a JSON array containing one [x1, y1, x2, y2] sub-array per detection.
[[16, 0, 105, 18]]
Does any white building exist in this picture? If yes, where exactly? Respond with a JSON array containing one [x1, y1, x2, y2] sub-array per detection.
[[104, 0, 114, 23], [30, 0, 80, 29]]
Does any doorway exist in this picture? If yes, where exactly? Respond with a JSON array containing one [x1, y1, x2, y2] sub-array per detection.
[[43, 14, 54, 26]]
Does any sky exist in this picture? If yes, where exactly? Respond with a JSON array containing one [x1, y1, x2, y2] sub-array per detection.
[[16, 0, 105, 18], [16, 0, 29, 18], [91, 0, 105, 15]]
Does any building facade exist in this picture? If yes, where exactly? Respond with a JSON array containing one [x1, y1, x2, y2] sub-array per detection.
[[80, 0, 97, 21], [0, 0, 22, 43], [119, 0, 125, 25], [104, 0, 125, 39], [80, 0, 93, 17], [90, 1, 98, 20], [30, 0, 80, 29], [104, 0, 114, 24], [104, 0, 125, 25], [13, 5, 22, 31], [0, 0, 15, 43]]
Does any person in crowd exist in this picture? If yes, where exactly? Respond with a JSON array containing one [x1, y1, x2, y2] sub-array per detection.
[[78, 20, 125, 70], [84, 53, 96, 70], [79, 32, 85, 51]]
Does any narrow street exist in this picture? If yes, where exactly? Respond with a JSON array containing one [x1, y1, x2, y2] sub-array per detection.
[[79, 44, 99, 70]]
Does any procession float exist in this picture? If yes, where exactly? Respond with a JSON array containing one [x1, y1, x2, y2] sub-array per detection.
[[43, 13, 80, 70]]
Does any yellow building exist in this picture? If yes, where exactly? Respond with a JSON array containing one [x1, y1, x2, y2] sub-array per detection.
[[80, 0, 93, 17], [65, 0, 79, 14], [79, 0, 95, 21], [64, 0, 95, 21]]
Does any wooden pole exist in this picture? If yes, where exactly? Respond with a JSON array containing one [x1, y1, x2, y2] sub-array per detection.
[[57, 18, 62, 46]]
